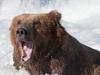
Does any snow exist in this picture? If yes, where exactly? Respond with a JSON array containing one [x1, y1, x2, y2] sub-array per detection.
[[0, 0, 100, 75], [0, 65, 29, 75]]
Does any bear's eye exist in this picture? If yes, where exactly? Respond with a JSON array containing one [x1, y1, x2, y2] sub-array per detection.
[[32, 21, 41, 29], [17, 20, 22, 25]]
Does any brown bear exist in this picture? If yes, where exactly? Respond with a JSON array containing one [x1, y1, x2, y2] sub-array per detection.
[[9, 10, 100, 75]]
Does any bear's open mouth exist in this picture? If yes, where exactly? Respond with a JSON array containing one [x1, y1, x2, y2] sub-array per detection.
[[20, 41, 33, 62]]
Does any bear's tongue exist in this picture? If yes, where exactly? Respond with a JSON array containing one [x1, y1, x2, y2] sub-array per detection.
[[22, 42, 32, 62]]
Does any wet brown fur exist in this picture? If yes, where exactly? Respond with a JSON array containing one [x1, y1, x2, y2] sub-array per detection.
[[10, 10, 100, 75]]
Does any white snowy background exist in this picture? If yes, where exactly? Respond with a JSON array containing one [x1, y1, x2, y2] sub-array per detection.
[[0, 0, 100, 75]]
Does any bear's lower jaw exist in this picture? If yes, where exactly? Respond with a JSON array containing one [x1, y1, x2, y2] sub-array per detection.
[[20, 41, 33, 62]]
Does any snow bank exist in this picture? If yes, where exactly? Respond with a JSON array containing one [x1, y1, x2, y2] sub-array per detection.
[[0, 65, 29, 75], [1, 0, 100, 22]]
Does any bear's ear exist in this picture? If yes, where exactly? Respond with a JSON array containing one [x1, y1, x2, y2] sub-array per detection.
[[49, 10, 61, 22]]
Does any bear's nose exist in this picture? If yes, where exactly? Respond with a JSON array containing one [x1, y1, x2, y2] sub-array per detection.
[[16, 27, 27, 37]]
